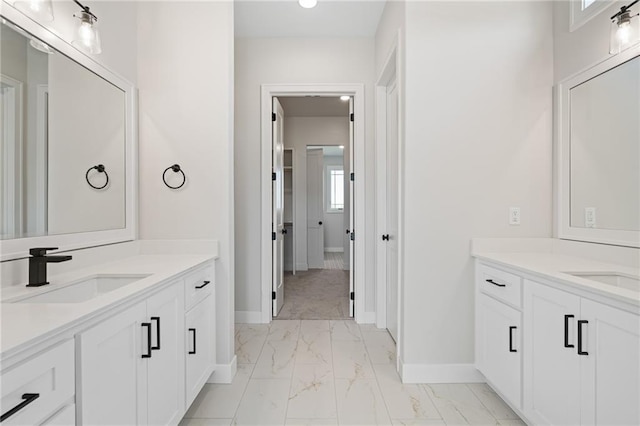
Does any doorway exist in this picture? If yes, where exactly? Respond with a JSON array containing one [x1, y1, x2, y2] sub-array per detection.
[[260, 84, 365, 324]]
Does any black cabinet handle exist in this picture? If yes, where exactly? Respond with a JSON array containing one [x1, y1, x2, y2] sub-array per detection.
[[189, 328, 197, 355], [564, 314, 575, 348], [509, 326, 517, 352], [578, 320, 589, 356], [151, 317, 161, 350], [485, 279, 506, 287], [382, 234, 390, 241], [141, 322, 152, 358], [0, 393, 40, 422], [196, 280, 210, 289]]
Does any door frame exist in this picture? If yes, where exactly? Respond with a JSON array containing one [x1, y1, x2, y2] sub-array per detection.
[[375, 32, 404, 364], [260, 84, 365, 324]]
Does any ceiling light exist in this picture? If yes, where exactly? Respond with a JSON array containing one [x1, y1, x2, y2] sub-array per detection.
[[339, 145, 344, 149], [13, 0, 54, 22], [72, 0, 102, 55], [298, 0, 317, 9], [610, 0, 640, 54], [340, 95, 350, 101]]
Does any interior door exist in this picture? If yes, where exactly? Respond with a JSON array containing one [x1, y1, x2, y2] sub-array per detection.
[[348, 98, 355, 318], [385, 82, 399, 340], [307, 148, 324, 269], [272, 97, 285, 316]]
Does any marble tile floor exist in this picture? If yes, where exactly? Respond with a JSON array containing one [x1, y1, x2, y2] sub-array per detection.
[[182, 320, 524, 426]]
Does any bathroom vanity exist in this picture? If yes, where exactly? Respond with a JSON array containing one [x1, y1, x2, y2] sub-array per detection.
[[0, 253, 217, 425]]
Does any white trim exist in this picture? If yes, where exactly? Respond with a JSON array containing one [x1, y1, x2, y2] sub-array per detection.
[[35, 84, 48, 235], [555, 45, 640, 248], [234, 311, 264, 324], [296, 262, 309, 271], [208, 355, 237, 384], [570, 0, 615, 33], [260, 84, 366, 325], [400, 363, 485, 384], [324, 247, 344, 253], [0, 6, 138, 260], [360, 311, 376, 324]]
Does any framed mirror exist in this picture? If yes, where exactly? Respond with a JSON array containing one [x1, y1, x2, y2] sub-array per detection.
[[0, 6, 136, 261], [556, 45, 639, 248]]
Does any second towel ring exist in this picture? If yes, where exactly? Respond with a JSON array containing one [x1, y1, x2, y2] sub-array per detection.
[[86, 164, 109, 190], [163, 164, 186, 189]]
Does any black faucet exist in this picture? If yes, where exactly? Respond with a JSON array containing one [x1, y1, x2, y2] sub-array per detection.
[[27, 247, 73, 287]]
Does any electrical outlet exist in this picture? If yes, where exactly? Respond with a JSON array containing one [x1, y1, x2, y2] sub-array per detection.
[[585, 207, 597, 228], [509, 207, 521, 225]]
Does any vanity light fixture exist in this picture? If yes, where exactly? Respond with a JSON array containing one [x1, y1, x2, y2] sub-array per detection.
[[610, 0, 640, 54], [29, 38, 54, 54], [71, 0, 102, 55], [13, 0, 54, 22], [299, 0, 317, 9]]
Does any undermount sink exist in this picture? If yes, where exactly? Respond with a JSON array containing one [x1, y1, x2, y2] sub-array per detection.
[[565, 271, 640, 293], [15, 274, 151, 303]]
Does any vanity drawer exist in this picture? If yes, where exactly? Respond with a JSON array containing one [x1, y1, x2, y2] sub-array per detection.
[[478, 264, 522, 308], [0, 340, 74, 426], [184, 263, 215, 310]]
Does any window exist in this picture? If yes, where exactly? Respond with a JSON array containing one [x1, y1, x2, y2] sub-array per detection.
[[570, 0, 613, 31], [326, 165, 344, 212]]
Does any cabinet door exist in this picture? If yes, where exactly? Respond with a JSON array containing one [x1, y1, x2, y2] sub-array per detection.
[[523, 281, 581, 425], [580, 299, 640, 425], [185, 293, 216, 407], [78, 302, 147, 425], [477, 294, 522, 408], [146, 283, 185, 426]]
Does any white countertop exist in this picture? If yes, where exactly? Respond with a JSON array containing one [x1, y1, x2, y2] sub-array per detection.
[[0, 254, 215, 361], [473, 251, 640, 308]]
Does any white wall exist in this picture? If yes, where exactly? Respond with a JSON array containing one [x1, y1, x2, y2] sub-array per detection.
[[234, 37, 376, 316], [136, 1, 235, 371], [400, 1, 554, 376], [375, 0, 405, 78], [323, 154, 346, 251]]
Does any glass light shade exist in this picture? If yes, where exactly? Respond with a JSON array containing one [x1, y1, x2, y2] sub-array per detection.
[[72, 15, 102, 55], [29, 38, 54, 54], [610, 14, 640, 54], [299, 0, 317, 9], [13, 0, 54, 22]]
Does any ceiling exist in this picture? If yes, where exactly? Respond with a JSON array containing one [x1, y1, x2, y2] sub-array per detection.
[[279, 96, 350, 117], [234, 1, 387, 38]]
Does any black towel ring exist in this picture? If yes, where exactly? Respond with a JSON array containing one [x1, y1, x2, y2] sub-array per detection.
[[163, 164, 186, 189], [85, 164, 109, 190]]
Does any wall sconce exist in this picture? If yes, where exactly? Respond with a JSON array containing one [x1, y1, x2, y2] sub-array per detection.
[[13, 0, 54, 22], [610, 0, 640, 54], [71, 0, 101, 55]]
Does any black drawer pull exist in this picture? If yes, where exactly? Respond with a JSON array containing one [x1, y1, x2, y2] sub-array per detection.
[[485, 279, 506, 287], [151, 317, 161, 351], [195, 280, 210, 289], [564, 314, 575, 348], [578, 320, 589, 356], [0, 393, 40, 422], [141, 322, 152, 358], [509, 326, 517, 352], [189, 328, 197, 354]]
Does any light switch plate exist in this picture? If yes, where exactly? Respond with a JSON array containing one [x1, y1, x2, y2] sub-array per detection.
[[509, 207, 521, 225], [585, 207, 596, 228]]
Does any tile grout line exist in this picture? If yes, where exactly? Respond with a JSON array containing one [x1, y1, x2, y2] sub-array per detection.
[[360, 324, 396, 425], [282, 320, 302, 423]]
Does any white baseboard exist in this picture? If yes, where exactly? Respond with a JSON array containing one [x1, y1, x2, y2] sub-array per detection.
[[235, 311, 262, 323], [358, 311, 376, 324], [296, 263, 308, 271], [400, 362, 484, 384], [324, 247, 344, 253], [208, 355, 237, 384]]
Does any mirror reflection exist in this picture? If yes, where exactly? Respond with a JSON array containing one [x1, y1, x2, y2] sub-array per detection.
[[0, 19, 126, 240], [569, 55, 640, 232]]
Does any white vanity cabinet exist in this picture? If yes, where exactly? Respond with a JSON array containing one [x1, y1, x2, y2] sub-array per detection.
[[78, 280, 186, 426], [524, 280, 640, 426]]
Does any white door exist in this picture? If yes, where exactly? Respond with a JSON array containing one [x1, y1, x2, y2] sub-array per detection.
[[348, 98, 355, 317], [77, 302, 148, 425], [580, 299, 640, 425], [385, 81, 399, 341], [272, 97, 285, 316], [307, 148, 324, 269], [146, 283, 185, 426], [524, 281, 581, 426]]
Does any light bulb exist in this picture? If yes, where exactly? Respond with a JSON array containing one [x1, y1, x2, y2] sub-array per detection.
[[72, 12, 102, 54], [617, 21, 631, 44], [298, 0, 317, 9]]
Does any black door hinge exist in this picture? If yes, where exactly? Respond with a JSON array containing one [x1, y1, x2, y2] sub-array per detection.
[[272, 172, 276, 181], [272, 112, 276, 122], [272, 232, 276, 241], [350, 172, 354, 181], [272, 291, 276, 300], [350, 113, 354, 122], [350, 231, 355, 241], [350, 292, 354, 301]]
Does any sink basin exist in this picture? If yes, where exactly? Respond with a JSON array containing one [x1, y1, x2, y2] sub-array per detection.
[[15, 274, 151, 303], [565, 272, 640, 292]]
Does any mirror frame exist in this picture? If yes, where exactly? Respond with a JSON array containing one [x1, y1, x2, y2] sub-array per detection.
[[0, 6, 137, 261], [555, 44, 640, 248]]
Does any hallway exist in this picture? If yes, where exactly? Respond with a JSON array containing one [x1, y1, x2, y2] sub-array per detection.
[[278, 269, 349, 320], [182, 320, 524, 425]]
